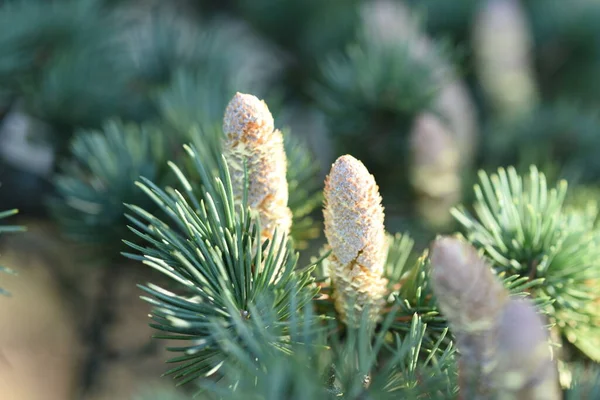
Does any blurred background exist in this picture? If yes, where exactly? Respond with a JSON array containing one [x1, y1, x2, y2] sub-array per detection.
[[2, 0, 600, 398]]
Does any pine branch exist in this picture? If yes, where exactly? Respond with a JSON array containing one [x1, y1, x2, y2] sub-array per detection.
[[383, 231, 550, 355], [387, 250, 449, 350], [484, 103, 600, 187], [196, 296, 457, 400], [122, 144, 318, 385], [48, 119, 172, 256]]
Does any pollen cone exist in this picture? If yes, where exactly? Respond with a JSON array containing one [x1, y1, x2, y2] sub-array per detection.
[[430, 236, 559, 399], [223, 92, 292, 242], [323, 155, 388, 326]]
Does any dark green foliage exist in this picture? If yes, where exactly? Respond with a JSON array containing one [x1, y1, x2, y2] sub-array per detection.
[[0, 0, 109, 86], [25, 45, 144, 130], [48, 119, 171, 253], [135, 13, 279, 96], [452, 166, 600, 361], [564, 364, 600, 399], [406, 0, 479, 45], [229, 0, 361, 99], [525, 0, 600, 103], [198, 297, 457, 400], [122, 145, 318, 385], [0, 0, 279, 154], [232, 0, 359, 59], [0, 0, 147, 136], [484, 103, 600, 186], [156, 69, 235, 138], [282, 129, 322, 249]]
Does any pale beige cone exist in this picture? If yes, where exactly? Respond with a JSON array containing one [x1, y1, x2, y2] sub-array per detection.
[[493, 299, 561, 400], [223, 92, 293, 242], [409, 113, 462, 229], [323, 155, 388, 326], [473, 0, 539, 119], [430, 236, 509, 334], [430, 236, 560, 399]]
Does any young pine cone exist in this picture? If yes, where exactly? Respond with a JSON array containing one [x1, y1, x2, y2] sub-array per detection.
[[430, 236, 559, 399], [473, 0, 539, 119], [323, 155, 388, 327], [409, 113, 462, 230], [493, 298, 561, 400], [223, 92, 293, 242]]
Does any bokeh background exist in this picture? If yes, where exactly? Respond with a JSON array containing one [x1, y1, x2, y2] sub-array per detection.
[[2, 0, 600, 398]]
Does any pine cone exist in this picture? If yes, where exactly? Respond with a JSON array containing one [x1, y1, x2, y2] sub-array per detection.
[[473, 0, 539, 119], [430, 236, 560, 399], [492, 298, 561, 400], [409, 113, 462, 229], [429, 236, 509, 332], [223, 92, 293, 242], [323, 155, 388, 326]]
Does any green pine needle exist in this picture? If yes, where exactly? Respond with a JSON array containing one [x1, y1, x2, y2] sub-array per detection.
[[197, 297, 457, 400], [122, 144, 318, 385], [49, 119, 171, 255]]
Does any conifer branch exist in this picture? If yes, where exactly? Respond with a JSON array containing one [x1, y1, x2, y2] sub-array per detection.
[[196, 296, 457, 399], [123, 144, 317, 385], [49, 119, 171, 255]]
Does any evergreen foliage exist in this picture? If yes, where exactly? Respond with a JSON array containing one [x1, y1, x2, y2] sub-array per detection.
[[484, 103, 600, 186], [48, 119, 172, 253], [3, 0, 600, 398], [123, 145, 317, 385], [123, 124, 594, 397], [198, 307, 457, 400]]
